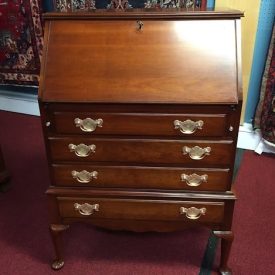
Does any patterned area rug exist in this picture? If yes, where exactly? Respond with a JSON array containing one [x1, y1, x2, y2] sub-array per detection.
[[54, 0, 203, 12], [254, 25, 275, 145], [0, 0, 43, 86]]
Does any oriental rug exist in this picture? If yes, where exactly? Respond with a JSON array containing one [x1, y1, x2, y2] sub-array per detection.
[[254, 25, 275, 145], [53, 0, 203, 12], [0, 0, 43, 86]]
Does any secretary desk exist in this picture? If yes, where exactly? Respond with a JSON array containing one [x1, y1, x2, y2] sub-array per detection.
[[39, 8, 243, 274]]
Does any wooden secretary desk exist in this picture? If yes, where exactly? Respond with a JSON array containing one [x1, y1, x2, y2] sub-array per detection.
[[39, 9, 243, 274]]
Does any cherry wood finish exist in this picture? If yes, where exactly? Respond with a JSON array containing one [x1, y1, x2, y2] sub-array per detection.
[[42, 20, 238, 104], [58, 197, 225, 223], [53, 112, 228, 137], [39, 9, 243, 274], [40, 17, 240, 104], [52, 164, 230, 191], [49, 224, 69, 270], [46, 187, 238, 200], [214, 231, 234, 275], [44, 9, 244, 20], [44, 103, 241, 139], [49, 137, 234, 165]]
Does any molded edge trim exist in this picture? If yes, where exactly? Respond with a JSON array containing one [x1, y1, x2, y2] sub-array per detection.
[[43, 9, 244, 20]]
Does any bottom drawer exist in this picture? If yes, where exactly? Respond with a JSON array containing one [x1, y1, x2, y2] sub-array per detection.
[[58, 197, 224, 224]]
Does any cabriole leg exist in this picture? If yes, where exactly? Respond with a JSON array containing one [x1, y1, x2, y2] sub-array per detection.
[[213, 230, 234, 275], [49, 224, 70, 270]]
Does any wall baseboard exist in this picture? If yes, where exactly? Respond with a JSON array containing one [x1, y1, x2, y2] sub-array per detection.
[[0, 91, 274, 154], [237, 123, 275, 154], [0, 89, 40, 116]]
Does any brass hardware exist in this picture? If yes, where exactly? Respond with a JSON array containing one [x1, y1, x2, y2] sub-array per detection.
[[52, 260, 65, 270], [182, 146, 211, 160], [68, 143, 96, 157], [229, 126, 234, 132], [181, 173, 208, 187], [74, 118, 103, 132], [71, 170, 98, 183], [46, 121, 51, 127], [180, 206, 206, 220], [136, 20, 144, 30], [174, 119, 204, 134], [74, 203, 99, 216]]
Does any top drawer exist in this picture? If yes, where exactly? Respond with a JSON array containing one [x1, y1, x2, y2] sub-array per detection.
[[50, 112, 228, 137]]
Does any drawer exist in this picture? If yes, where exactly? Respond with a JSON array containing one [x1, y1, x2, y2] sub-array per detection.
[[52, 164, 230, 191], [49, 138, 234, 166], [58, 197, 225, 224], [51, 112, 228, 137]]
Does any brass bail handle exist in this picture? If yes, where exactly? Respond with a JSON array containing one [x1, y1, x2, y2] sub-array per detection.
[[71, 170, 98, 183], [136, 20, 144, 30], [182, 146, 211, 160], [68, 143, 96, 157], [181, 173, 208, 187], [74, 203, 99, 216], [74, 118, 103, 133], [174, 119, 204, 135], [180, 207, 206, 220]]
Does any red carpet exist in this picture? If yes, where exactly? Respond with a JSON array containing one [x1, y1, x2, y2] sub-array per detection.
[[0, 111, 275, 275], [0, 111, 207, 275], [212, 150, 275, 274]]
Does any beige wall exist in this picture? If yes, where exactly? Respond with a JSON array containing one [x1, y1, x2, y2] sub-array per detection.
[[216, 0, 261, 123]]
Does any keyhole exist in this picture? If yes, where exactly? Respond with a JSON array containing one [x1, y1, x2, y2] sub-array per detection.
[[136, 20, 144, 31]]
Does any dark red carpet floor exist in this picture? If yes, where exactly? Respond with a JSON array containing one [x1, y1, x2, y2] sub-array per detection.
[[212, 149, 275, 275], [0, 110, 275, 275]]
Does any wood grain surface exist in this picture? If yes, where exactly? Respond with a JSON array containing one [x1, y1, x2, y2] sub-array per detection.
[[52, 164, 230, 191], [40, 20, 238, 104]]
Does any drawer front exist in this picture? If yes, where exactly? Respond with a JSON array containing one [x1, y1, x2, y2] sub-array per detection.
[[58, 197, 224, 223], [49, 138, 234, 165], [52, 112, 227, 137], [53, 164, 230, 191]]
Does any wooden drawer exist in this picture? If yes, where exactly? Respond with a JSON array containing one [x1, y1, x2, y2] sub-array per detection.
[[49, 138, 234, 165], [52, 112, 228, 137], [52, 164, 230, 191], [58, 197, 225, 224]]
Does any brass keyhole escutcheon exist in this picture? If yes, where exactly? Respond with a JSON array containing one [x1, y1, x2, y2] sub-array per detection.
[[136, 20, 144, 31]]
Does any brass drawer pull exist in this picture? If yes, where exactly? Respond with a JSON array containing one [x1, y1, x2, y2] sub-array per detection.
[[71, 170, 98, 183], [182, 146, 211, 160], [181, 173, 208, 187], [68, 143, 96, 157], [74, 118, 103, 132], [74, 203, 99, 216], [180, 206, 206, 220], [174, 119, 203, 134]]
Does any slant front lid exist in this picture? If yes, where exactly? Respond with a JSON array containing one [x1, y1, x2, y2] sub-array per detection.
[[40, 15, 241, 104]]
